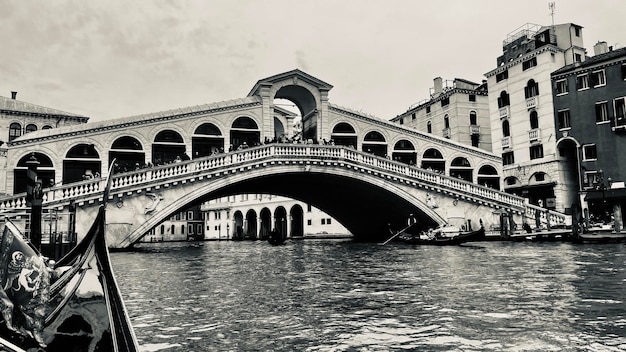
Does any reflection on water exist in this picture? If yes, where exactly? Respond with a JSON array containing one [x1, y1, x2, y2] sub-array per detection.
[[111, 240, 626, 351]]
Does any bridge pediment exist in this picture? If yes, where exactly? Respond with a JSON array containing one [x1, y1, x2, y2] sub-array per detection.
[[247, 69, 333, 97]]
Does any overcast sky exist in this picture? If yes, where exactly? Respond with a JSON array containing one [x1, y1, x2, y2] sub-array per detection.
[[2, 0, 624, 122]]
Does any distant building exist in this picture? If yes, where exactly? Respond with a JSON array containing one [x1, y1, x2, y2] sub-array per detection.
[[485, 23, 587, 213], [142, 204, 205, 242], [391, 77, 491, 152], [0, 92, 89, 195], [200, 194, 351, 240], [551, 42, 626, 226]]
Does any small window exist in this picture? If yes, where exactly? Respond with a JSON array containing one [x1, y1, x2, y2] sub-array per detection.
[[524, 79, 539, 98], [399, 118, 404, 125], [469, 111, 477, 125], [575, 53, 582, 63], [582, 144, 597, 161], [556, 79, 568, 95], [307, 219, 312, 226], [9, 123, 22, 141], [530, 145, 544, 160], [576, 74, 589, 90], [574, 26, 581, 37], [497, 91, 510, 108], [444, 114, 450, 128], [558, 109, 571, 129], [327, 218, 332, 225], [621, 64, 626, 81], [522, 57, 537, 71], [595, 102, 609, 123], [427, 121, 432, 133], [307, 204, 312, 212], [426, 106, 431, 114], [187, 211, 194, 220], [615, 97, 626, 122], [469, 94, 476, 102], [321, 219, 326, 225], [502, 151, 515, 166], [591, 70, 606, 87], [502, 120, 511, 137], [496, 70, 508, 82], [441, 97, 449, 107], [530, 111, 539, 129], [411, 113, 416, 120]]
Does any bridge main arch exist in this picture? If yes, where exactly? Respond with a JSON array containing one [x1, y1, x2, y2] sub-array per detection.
[[113, 161, 445, 248]]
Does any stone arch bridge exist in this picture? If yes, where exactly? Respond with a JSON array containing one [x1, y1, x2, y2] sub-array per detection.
[[1, 144, 567, 248]]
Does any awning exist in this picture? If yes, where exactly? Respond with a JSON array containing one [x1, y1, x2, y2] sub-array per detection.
[[584, 188, 626, 201]]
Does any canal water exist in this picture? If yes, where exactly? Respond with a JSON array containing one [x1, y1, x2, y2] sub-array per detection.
[[111, 240, 626, 352]]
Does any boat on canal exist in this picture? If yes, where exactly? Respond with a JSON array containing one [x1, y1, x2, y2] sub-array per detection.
[[267, 229, 286, 246], [398, 225, 485, 245], [0, 166, 139, 351]]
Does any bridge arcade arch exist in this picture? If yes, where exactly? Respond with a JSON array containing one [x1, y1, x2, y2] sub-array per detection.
[[63, 144, 101, 184]]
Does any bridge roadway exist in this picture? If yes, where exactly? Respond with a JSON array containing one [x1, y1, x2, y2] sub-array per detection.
[[0, 144, 568, 248]]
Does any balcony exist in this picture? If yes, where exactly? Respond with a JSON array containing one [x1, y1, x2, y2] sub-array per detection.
[[469, 125, 480, 135], [528, 128, 540, 142], [499, 106, 510, 119], [526, 96, 539, 110], [442, 128, 451, 138], [501, 136, 511, 149]]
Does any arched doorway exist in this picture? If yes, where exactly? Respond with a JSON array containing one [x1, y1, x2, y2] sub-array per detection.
[[274, 85, 317, 142], [331, 122, 357, 148], [556, 138, 581, 213], [245, 209, 258, 240], [152, 130, 186, 165], [109, 136, 145, 172], [233, 210, 244, 240], [421, 148, 445, 174], [192, 123, 224, 158], [14, 153, 55, 193], [362, 131, 387, 157], [259, 208, 272, 240], [392, 139, 416, 165], [63, 144, 101, 184], [274, 206, 287, 238], [450, 157, 472, 181], [230, 116, 260, 150], [477, 165, 500, 190], [290, 204, 304, 237]]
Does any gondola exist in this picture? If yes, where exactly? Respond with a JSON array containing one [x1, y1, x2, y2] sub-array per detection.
[[267, 229, 286, 246], [0, 164, 139, 351], [398, 225, 485, 246]]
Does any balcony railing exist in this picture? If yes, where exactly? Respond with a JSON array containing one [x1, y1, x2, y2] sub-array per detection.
[[526, 96, 539, 110], [501, 136, 511, 149], [442, 128, 451, 138], [469, 125, 480, 135], [499, 106, 510, 119], [528, 128, 540, 141]]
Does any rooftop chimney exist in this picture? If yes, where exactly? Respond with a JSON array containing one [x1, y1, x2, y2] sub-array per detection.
[[594, 41, 609, 56], [433, 77, 443, 98], [11, 91, 17, 100]]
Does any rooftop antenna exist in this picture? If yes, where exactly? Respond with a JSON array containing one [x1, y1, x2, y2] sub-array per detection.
[[548, 2, 556, 27]]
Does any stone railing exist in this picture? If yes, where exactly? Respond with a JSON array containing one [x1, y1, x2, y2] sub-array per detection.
[[0, 144, 569, 226]]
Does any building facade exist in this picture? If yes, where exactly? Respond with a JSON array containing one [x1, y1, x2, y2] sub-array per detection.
[[0, 92, 89, 195], [391, 77, 491, 152], [551, 43, 626, 228], [485, 23, 587, 212], [200, 194, 350, 240]]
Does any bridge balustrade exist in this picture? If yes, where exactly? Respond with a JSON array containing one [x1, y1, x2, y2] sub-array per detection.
[[0, 144, 568, 227]]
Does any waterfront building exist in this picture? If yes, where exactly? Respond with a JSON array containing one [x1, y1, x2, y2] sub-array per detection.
[[200, 194, 350, 240], [142, 204, 205, 242], [484, 23, 587, 213], [390, 77, 491, 152], [550, 42, 626, 227], [0, 92, 89, 195]]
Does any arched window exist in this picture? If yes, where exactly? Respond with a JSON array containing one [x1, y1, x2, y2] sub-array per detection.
[[230, 116, 260, 150], [444, 114, 450, 129], [362, 130, 387, 157], [193, 123, 224, 157], [530, 111, 539, 129], [153, 130, 186, 164], [525, 79, 539, 98], [498, 91, 510, 108], [9, 123, 21, 141], [469, 111, 477, 125], [502, 120, 510, 137], [42, 125, 53, 130], [25, 124, 37, 133], [427, 121, 432, 133]]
